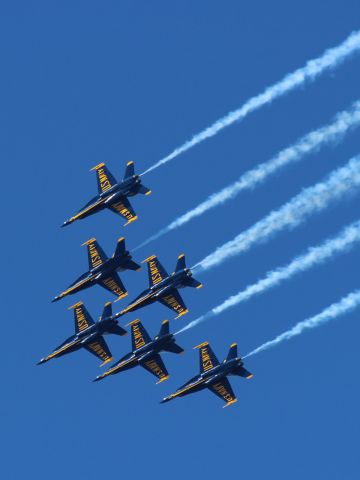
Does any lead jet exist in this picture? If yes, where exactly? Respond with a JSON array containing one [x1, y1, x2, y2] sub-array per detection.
[[52, 237, 140, 303], [62, 161, 151, 227], [161, 342, 253, 407], [94, 319, 183, 383], [37, 302, 127, 366], [116, 254, 203, 319]]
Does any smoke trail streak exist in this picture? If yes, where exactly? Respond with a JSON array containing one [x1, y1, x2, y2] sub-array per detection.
[[244, 290, 360, 358], [195, 155, 360, 272], [176, 221, 360, 334], [142, 30, 360, 176], [135, 101, 360, 251]]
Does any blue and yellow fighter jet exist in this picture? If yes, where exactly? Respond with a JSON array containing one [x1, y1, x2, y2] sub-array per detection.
[[62, 161, 151, 227], [115, 254, 203, 319], [161, 342, 253, 407], [52, 237, 140, 302], [37, 302, 127, 366], [94, 319, 183, 383]]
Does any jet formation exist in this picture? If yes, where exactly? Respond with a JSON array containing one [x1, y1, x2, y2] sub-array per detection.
[[40, 161, 253, 408]]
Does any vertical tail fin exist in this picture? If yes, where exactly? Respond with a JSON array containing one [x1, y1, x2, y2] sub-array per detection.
[[175, 254, 186, 272], [158, 319, 170, 337], [124, 161, 135, 179], [113, 237, 126, 258], [101, 302, 113, 320], [226, 343, 238, 362]]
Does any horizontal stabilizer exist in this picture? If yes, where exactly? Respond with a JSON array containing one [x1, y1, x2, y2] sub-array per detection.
[[124, 259, 141, 271], [185, 277, 203, 289], [233, 366, 253, 379], [137, 184, 151, 196], [162, 342, 184, 355], [108, 324, 127, 336]]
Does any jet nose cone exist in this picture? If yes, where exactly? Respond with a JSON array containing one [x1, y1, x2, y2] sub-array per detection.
[[93, 375, 103, 383], [51, 296, 61, 303], [160, 397, 171, 404], [36, 358, 46, 365]]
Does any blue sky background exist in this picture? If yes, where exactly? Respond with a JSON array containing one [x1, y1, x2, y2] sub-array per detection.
[[1, 2, 360, 479]]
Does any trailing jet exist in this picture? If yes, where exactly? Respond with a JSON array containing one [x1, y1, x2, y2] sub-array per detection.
[[37, 302, 127, 366], [94, 319, 183, 383], [62, 161, 151, 227], [115, 254, 203, 319], [161, 342, 253, 407], [52, 237, 140, 302]]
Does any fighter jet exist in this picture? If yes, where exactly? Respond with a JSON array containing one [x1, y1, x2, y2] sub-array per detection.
[[37, 302, 127, 366], [62, 161, 151, 227], [115, 254, 203, 319], [52, 237, 140, 303], [161, 342, 253, 407], [94, 319, 184, 383]]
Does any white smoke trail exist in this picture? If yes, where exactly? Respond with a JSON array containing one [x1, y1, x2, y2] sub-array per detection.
[[176, 221, 360, 334], [142, 30, 360, 176], [135, 101, 360, 250], [195, 155, 360, 272], [244, 290, 360, 358]]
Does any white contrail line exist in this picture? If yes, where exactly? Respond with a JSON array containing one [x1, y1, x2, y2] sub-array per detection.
[[135, 101, 360, 251], [244, 290, 360, 358], [141, 30, 360, 176], [176, 221, 360, 334], [194, 155, 360, 272]]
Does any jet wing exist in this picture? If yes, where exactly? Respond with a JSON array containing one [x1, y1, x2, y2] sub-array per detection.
[[143, 255, 169, 287], [140, 353, 169, 383], [70, 302, 95, 334], [83, 238, 108, 270], [91, 162, 117, 194], [84, 337, 113, 366], [195, 341, 220, 374], [108, 196, 137, 226], [158, 289, 188, 319], [129, 319, 151, 351], [98, 272, 128, 300], [208, 378, 237, 407]]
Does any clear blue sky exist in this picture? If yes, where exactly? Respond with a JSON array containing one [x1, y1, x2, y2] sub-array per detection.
[[1, 2, 360, 479]]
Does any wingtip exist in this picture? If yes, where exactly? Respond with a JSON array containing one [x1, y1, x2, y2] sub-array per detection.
[[223, 399, 238, 408], [156, 375, 170, 384], [124, 216, 138, 227], [142, 255, 156, 263], [193, 341, 209, 350], [114, 292, 128, 303], [100, 357, 113, 367], [90, 162, 105, 171]]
